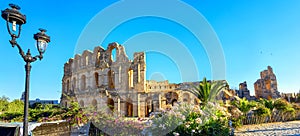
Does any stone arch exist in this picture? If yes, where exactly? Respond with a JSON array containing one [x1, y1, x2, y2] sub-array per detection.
[[182, 93, 190, 103], [111, 48, 117, 62], [107, 98, 115, 112], [93, 46, 105, 67], [97, 50, 101, 58], [96, 51, 101, 66], [108, 70, 115, 89], [107, 42, 119, 63], [92, 99, 97, 109], [125, 98, 133, 117], [80, 75, 86, 91], [79, 100, 84, 108], [82, 50, 92, 67], [172, 99, 178, 106], [146, 97, 153, 117], [94, 72, 99, 88], [165, 92, 178, 106]]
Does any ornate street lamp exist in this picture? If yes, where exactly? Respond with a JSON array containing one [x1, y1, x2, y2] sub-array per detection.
[[1, 4, 51, 136]]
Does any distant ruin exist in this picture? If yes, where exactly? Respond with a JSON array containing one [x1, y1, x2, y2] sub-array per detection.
[[254, 66, 280, 99]]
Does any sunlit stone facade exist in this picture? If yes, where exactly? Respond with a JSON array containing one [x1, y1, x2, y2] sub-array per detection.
[[60, 42, 198, 117], [254, 66, 280, 99]]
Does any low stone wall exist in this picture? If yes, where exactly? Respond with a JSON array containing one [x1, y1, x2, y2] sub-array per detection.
[[32, 121, 71, 136]]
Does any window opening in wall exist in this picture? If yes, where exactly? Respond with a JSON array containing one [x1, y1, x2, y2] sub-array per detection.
[[107, 98, 114, 112], [95, 72, 99, 87], [108, 70, 115, 89], [111, 48, 117, 62], [126, 99, 133, 117], [97, 51, 100, 58], [85, 56, 89, 66], [128, 69, 134, 88]]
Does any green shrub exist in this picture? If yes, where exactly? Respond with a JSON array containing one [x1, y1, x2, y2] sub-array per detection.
[[0, 112, 23, 121], [200, 118, 230, 136], [254, 106, 271, 117]]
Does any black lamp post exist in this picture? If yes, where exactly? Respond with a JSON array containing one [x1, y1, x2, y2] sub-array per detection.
[[1, 4, 50, 136]]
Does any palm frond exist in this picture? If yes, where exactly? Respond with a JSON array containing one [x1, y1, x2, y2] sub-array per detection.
[[208, 80, 226, 102]]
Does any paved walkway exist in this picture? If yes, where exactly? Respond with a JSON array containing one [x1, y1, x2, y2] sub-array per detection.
[[235, 121, 300, 136]]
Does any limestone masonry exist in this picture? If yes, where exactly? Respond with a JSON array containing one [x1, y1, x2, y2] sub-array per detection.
[[60, 42, 198, 117], [254, 66, 280, 99], [236, 81, 251, 100]]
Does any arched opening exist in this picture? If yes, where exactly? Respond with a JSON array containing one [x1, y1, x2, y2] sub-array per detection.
[[146, 98, 153, 117], [85, 56, 89, 66], [172, 99, 178, 106], [107, 98, 115, 112], [111, 48, 117, 62], [126, 99, 133, 117], [64, 102, 67, 107], [94, 72, 99, 88], [96, 50, 101, 67], [79, 100, 84, 108], [165, 92, 179, 106], [92, 99, 97, 110], [80, 75, 86, 90], [97, 51, 101, 58], [108, 70, 115, 89], [182, 93, 190, 103], [128, 69, 134, 88], [108, 44, 118, 63]]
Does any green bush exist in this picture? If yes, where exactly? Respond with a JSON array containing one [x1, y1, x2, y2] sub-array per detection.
[[0, 112, 23, 121], [200, 118, 230, 136], [254, 106, 271, 117]]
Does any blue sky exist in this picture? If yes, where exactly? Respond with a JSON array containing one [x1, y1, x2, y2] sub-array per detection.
[[0, 0, 300, 101]]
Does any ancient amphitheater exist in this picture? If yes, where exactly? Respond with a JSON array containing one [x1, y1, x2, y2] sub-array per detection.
[[60, 42, 199, 117]]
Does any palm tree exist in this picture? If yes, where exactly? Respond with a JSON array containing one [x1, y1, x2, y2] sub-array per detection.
[[262, 99, 275, 112], [232, 98, 256, 116], [185, 77, 226, 108]]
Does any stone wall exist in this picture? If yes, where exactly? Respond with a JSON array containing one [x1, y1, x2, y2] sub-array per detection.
[[236, 81, 251, 99], [32, 121, 70, 136], [254, 66, 280, 99], [60, 42, 198, 117]]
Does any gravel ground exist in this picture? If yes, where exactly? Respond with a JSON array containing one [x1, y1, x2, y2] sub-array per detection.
[[235, 121, 300, 136]]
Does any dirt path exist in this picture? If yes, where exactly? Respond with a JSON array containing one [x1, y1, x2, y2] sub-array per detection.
[[235, 121, 300, 136]]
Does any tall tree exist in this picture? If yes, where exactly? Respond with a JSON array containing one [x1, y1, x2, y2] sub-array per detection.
[[0, 95, 9, 112], [8, 99, 24, 113]]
